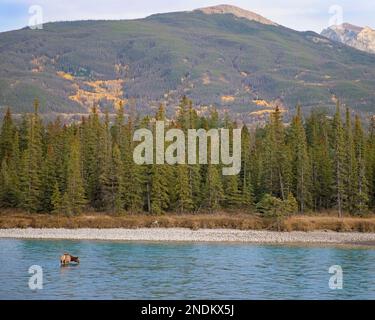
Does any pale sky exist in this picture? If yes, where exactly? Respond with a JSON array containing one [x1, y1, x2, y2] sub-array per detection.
[[0, 0, 374, 33]]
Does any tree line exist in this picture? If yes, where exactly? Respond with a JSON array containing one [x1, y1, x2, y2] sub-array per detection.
[[0, 96, 374, 217]]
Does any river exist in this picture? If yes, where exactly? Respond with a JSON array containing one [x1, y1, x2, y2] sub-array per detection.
[[0, 239, 374, 299]]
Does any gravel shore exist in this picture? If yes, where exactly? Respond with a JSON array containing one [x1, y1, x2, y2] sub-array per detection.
[[1, 228, 375, 246]]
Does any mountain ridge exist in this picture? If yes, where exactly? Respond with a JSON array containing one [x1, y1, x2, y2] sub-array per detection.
[[1, 6, 375, 122], [195, 4, 277, 26], [321, 23, 375, 54]]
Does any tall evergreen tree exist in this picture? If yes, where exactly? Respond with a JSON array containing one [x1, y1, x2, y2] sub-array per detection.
[[223, 119, 242, 208], [62, 133, 86, 215], [353, 115, 369, 214], [288, 106, 312, 213], [21, 100, 43, 212], [0, 158, 20, 207], [51, 182, 63, 214], [306, 111, 333, 210], [123, 110, 144, 213], [366, 117, 375, 209], [262, 106, 291, 200], [0, 110, 20, 207], [40, 145, 58, 212], [175, 164, 194, 213], [332, 101, 346, 217], [0, 108, 15, 162], [149, 105, 170, 214], [203, 163, 224, 212], [98, 110, 114, 211], [239, 125, 254, 208], [344, 108, 358, 213], [108, 144, 126, 213], [81, 106, 104, 209]]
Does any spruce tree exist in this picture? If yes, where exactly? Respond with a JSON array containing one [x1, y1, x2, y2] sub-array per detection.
[[306, 111, 333, 210], [51, 182, 63, 214], [203, 163, 224, 212], [262, 106, 291, 200], [366, 117, 375, 209], [40, 145, 58, 212], [123, 111, 144, 213], [0, 110, 20, 208], [149, 105, 170, 214], [0, 108, 15, 162], [109, 144, 126, 213], [175, 164, 194, 213], [21, 100, 43, 212], [239, 125, 254, 208], [288, 106, 312, 213], [223, 120, 242, 208], [0, 159, 20, 207], [81, 106, 103, 209], [332, 101, 346, 217], [353, 115, 368, 214], [343, 108, 358, 213], [63, 134, 86, 215], [98, 110, 114, 211]]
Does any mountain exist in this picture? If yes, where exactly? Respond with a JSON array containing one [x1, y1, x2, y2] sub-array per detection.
[[321, 23, 375, 54], [195, 4, 277, 26], [1, 5, 375, 122]]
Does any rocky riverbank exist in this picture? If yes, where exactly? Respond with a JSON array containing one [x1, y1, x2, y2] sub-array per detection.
[[1, 228, 375, 246]]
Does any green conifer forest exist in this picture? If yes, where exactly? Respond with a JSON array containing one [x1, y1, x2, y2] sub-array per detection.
[[0, 97, 374, 217]]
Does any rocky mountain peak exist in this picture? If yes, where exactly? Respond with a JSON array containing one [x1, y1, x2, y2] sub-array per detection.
[[322, 23, 375, 54], [195, 4, 277, 26]]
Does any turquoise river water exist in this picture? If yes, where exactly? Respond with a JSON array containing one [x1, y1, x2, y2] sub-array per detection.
[[0, 239, 374, 299]]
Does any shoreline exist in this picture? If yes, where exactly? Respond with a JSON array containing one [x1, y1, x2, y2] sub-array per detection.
[[1, 228, 375, 247]]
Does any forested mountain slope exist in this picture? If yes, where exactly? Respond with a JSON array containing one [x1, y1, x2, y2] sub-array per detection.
[[1, 5, 375, 122]]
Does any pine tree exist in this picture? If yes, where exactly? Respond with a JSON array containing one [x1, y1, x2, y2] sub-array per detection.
[[223, 120, 242, 208], [51, 182, 63, 214], [181, 97, 202, 211], [108, 144, 125, 213], [203, 163, 224, 212], [224, 174, 242, 208], [262, 106, 291, 200], [199, 109, 224, 212], [0, 108, 15, 162], [63, 134, 86, 215], [149, 105, 170, 214], [44, 118, 68, 195], [175, 164, 194, 213], [150, 164, 170, 214], [306, 111, 333, 211], [21, 100, 43, 212], [239, 125, 253, 208], [366, 117, 375, 209], [332, 101, 346, 217], [40, 145, 58, 212], [98, 110, 114, 211], [288, 106, 312, 213], [177, 96, 191, 130], [0, 159, 20, 207], [343, 108, 358, 213], [353, 115, 368, 214], [81, 106, 104, 209], [123, 111, 144, 213], [0, 110, 20, 208]]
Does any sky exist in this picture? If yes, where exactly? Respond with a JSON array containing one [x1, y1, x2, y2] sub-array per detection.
[[0, 0, 374, 33]]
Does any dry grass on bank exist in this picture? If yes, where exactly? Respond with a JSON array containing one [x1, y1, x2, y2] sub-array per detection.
[[1, 210, 375, 232], [284, 216, 375, 232]]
